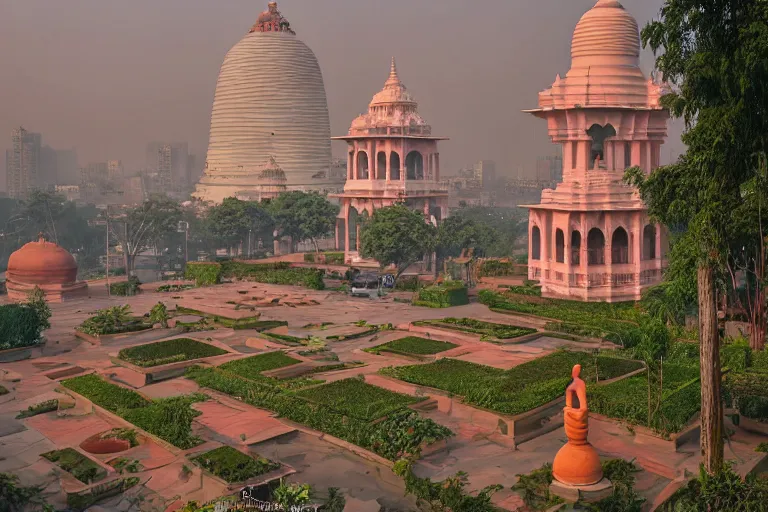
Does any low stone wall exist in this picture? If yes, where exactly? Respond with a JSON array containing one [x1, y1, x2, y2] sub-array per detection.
[[590, 413, 701, 453]]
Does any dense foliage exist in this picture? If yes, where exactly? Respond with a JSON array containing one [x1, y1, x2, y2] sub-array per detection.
[[41, 448, 106, 484], [190, 446, 279, 484], [477, 259, 527, 277], [0, 303, 46, 350], [414, 317, 536, 341], [61, 374, 204, 449], [109, 276, 141, 296], [185, 262, 222, 286], [16, 399, 58, 419], [219, 352, 301, 379], [267, 192, 338, 253], [304, 252, 344, 265], [294, 378, 419, 421], [220, 261, 325, 290], [0, 472, 51, 512], [414, 281, 470, 308], [118, 338, 227, 367], [382, 351, 643, 416], [366, 336, 458, 356], [659, 464, 768, 511]]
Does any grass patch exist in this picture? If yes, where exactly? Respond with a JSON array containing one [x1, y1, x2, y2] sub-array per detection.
[[381, 351, 644, 416], [61, 374, 205, 449], [366, 336, 458, 356], [264, 332, 306, 345], [190, 446, 279, 484], [294, 378, 419, 421], [42, 448, 107, 484], [16, 399, 59, 419], [414, 317, 536, 341], [118, 338, 228, 367], [219, 352, 301, 379], [0, 384, 7, 395]]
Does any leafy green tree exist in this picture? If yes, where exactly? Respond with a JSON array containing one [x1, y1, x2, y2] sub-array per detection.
[[149, 302, 169, 328], [204, 198, 273, 255], [631, 0, 768, 473], [448, 206, 526, 257], [359, 204, 436, 278], [109, 195, 182, 275], [268, 191, 337, 252], [436, 215, 499, 260], [26, 286, 51, 331]]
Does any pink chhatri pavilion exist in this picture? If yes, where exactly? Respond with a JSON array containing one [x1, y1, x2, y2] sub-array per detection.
[[331, 58, 449, 265], [522, 0, 670, 302]]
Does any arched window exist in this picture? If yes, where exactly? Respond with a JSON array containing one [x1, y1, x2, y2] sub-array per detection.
[[348, 207, 359, 251], [586, 124, 617, 169], [531, 226, 541, 261], [405, 151, 423, 180], [571, 231, 581, 265], [643, 225, 656, 260], [357, 152, 369, 179], [377, 152, 387, 179], [611, 227, 629, 264], [587, 228, 605, 265], [337, 218, 346, 252], [555, 229, 565, 263], [390, 152, 401, 180]]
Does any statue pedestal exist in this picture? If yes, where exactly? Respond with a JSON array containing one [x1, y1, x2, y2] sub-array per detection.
[[549, 478, 613, 504]]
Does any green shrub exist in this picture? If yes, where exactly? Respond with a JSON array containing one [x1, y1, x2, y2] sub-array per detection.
[[414, 282, 469, 308], [67, 477, 139, 511], [0, 303, 45, 350], [721, 340, 752, 371], [62, 374, 149, 412], [118, 338, 228, 367], [512, 464, 562, 510], [157, 283, 194, 293], [501, 284, 542, 296], [219, 352, 301, 379], [658, 465, 768, 511], [149, 302, 169, 328], [42, 448, 107, 484], [294, 378, 418, 421], [477, 259, 525, 277], [26, 286, 51, 330], [725, 372, 768, 422], [415, 317, 536, 340], [264, 332, 306, 345], [394, 276, 420, 291], [110, 276, 141, 296], [0, 472, 50, 511], [752, 350, 768, 372], [219, 261, 325, 290], [366, 336, 458, 356], [77, 306, 150, 336], [190, 446, 279, 483], [185, 262, 222, 286]]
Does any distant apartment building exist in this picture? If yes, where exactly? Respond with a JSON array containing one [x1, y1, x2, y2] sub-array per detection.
[[536, 154, 564, 182], [54, 185, 80, 202], [107, 160, 124, 181], [7, 127, 42, 199], [148, 142, 190, 195], [473, 160, 497, 189]]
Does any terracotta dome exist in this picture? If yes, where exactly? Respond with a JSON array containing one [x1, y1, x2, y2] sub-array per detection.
[[571, 0, 641, 67], [7, 236, 78, 285]]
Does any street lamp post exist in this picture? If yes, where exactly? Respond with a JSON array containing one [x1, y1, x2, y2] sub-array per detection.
[[248, 229, 252, 259]]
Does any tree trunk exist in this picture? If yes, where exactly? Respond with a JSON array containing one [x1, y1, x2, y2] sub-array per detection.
[[312, 238, 320, 253], [698, 264, 724, 474], [126, 253, 135, 277]]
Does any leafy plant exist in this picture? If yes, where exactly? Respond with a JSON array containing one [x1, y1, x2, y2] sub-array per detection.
[[659, 464, 768, 511], [42, 448, 107, 484], [295, 378, 419, 421], [77, 305, 150, 336], [219, 352, 301, 379], [272, 480, 311, 509], [157, 283, 195, 293], [219, 261, 325, 290], [190, 446, 279, 483], [0, 303, 46, 350], [185, 262, 222, 286], [366, 336, 458, 356], [149, 302, 169, 328], [0, 472, 50, 512], [16, 399, 58, 419], [110, 276, 141, 296], [26, 286, 51, 330], [322, 487, 346, 512], [415, 317, 536, 340], [414, 282, 470, 308], [512, 463, 562, 510]]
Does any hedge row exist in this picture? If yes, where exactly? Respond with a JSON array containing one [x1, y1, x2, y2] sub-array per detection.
[[414, 282, 469, 308], [477, 260, 527, 277], [0, 303, 46, 350], [220, 261, 325, 290], [185, 262, 222, 286], [303, 252, 345, 265]]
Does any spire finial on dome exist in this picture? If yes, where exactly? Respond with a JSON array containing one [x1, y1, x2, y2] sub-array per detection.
[[385, 57, 402, 87], [37, 232, 45, 243]]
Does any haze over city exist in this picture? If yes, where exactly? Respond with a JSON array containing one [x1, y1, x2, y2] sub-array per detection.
[[0, 0, 685, 190]]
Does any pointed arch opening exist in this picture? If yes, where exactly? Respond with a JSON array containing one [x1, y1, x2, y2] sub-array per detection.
[[643, 225, 657, 260], [555, 229, 565, 263], [587, 124, 617, 169], [406, 151, 424, 180], [571, 231, 581, 265], [376, 151, 387, 179], [348, 207, 359, 251], [390, 152, 401, 180], [531, 226, 541, 261], [587, 228, 605, 265], [611, 227, 629, 264]]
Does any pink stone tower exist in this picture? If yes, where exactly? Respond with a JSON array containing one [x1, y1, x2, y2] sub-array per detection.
[[522, 0, 670, 302], [332, 58, 449, 265]]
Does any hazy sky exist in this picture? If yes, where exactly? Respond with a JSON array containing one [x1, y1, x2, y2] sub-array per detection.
[[0, 0, 685, 189]]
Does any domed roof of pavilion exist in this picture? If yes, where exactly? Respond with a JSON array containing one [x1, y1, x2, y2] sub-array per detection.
[[194, 1, 338, 204], [347, 58, 431, 136], [531, 0, 669, 111], [7, 235, 79, 285]]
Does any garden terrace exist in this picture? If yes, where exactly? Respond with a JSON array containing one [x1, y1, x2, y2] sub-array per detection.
[[294, 378, 420, 421], [190, 446, 280, 484], [61, 374, 205, 449], [478, 289, 644, 346], [381, 351, 644, 416], [413, 317, 537, 342], [218, 352, 301, 380], [117, 338, 228, 368], [220, 261, 325, 290], [184, 366, 452, 461], [42, 448, 107, 485], [589, 363, 701, 437], [365, 336, 458, 357]]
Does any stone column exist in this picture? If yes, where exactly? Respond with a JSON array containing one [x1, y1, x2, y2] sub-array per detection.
[[563, 142, 573, 170], [645, 143, 653, 174], [386, 141, 392, 181], [576, 142, 587, 170], [631, 142, 642, 167], [655, 224, 663, 261], [632, 214, 642, 265], [615, 143, 625, 171], [368, 140, 375, 181], [347, 150, 353, 180], [605, 141, 614, 171], [435, 153, 440, 182], [353, 147, 359, 180], [401, 139, 407, 182]]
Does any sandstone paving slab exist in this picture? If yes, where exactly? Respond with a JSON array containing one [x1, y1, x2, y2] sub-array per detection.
[[0, 429, 55, 473], [106, 366, 148, 389], [193, 400, 293, 446], [454, 348, 540, 369], [145, 461, 207, 499], [25, 410, 114, 446], [0, 414, 27, 437], [110, 437, 177, 471], [141, 378, 201, 399]]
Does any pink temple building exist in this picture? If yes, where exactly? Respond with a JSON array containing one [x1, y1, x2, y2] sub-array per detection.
[[522, 0, 670, 302], [332, 58, 449, 265]]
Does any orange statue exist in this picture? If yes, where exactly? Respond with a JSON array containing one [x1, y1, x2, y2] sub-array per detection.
[[552, 364, 603, 486]]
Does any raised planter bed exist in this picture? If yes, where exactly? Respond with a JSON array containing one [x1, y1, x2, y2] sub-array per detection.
[[42, 447, 111, 486], [75, 326, 180, 347], [0, 343, 43, 362], [365, 336, 459, 361], [409, 321, 537, 345], [80, 428, 141, 455], [590, 412, 701, 452], [187, 445, 291, 491]]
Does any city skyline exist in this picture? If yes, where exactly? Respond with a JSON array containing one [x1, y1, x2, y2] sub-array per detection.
[[0, 0, 685, 192]]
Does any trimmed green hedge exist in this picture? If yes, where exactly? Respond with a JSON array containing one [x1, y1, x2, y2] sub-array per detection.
[[220, 261, 325, 290], [42, 448, 107, 484], [294, 378, 418, 421], [304, 252, 344, 265], [110, 276, 141, 296], [381, 351, 644, 416], [190, 446, 279, 484], [185, 262, 222, 286], [0, 303, 45, 350], [118, 338, 227, 367], [414, 282, 469, 308], [366, 336, 458, 356], [414, 317, 536, 341], [725, 372, 768, 422], [219, 352, 301, 379], [478, 259, 527, 277]]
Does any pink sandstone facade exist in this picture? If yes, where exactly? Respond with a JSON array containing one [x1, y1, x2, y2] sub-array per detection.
[[332, 58, 449, 265], [523, 0, 670, 302]]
